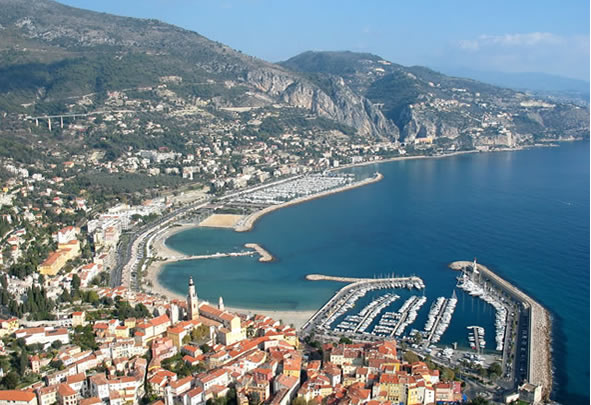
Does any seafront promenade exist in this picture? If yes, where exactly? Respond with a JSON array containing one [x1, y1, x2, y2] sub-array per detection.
[[449, 261, 552, 398]]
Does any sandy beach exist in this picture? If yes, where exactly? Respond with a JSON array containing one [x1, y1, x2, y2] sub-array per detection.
[[199, 214, 243, 228]]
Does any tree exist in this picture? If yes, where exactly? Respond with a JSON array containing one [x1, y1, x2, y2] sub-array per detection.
[[487, 362, 502, 378], [200, 344, 211, 353], [403, 350, 419, 364], [338, 337, 353, 344], [18, 350, 28, 376], [441, 367, 455, 381], [2, 371, 19, 389], [292, 398, 308, 405], [71, 274, 81, 291], [51, 340, 63, 349], [247, 391, 261, 405]]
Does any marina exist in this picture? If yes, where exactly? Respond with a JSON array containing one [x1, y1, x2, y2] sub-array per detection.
[[449, 260, 553, 399], [456, 260, 508, 351], [468, 325, 486, 353], [372, 295, 427, 337], [301, 276, 425, 338], [422, 292, 458, 345]]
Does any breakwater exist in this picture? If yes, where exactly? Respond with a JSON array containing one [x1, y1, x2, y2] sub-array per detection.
[[244, 243, 274, 262], [450, 261, 552, 398]]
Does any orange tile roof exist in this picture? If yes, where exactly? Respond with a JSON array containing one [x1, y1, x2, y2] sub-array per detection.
[[57, 383, 77, 397], [0, 390, 36, 402]]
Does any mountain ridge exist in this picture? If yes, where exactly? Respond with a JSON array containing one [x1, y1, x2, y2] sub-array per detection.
[[0, 0, 587, 160]]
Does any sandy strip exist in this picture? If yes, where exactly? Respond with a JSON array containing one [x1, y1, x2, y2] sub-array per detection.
[[199, 214, 243, 228], [235, 172, 384, 232]]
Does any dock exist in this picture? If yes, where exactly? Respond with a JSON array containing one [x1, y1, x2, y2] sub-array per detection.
[[165, 251, 255, 262], [450, 260, 552, 399]]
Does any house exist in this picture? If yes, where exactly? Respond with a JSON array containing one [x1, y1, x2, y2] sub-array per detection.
[[0, 390, 38, 405], [57, 384, 77, 405]]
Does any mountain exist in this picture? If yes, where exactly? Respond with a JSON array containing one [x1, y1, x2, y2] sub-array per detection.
[[0, 0, 396, 146], [436, 67, 590, 106], [0, 0, 587, 165], [281, 51, 589, 146]]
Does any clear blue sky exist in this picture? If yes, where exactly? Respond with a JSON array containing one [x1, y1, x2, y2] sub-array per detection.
[[59, 0, 589, 81]]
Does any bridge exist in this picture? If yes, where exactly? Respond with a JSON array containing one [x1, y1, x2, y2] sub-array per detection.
[[24, 109, 135, 130]]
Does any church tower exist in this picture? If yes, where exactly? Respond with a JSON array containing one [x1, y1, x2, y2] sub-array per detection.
[[187, 276, 199, 320]]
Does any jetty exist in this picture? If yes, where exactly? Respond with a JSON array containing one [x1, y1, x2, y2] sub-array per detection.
[[164, 251, 255, 262], [449, 260, 552, 399], [244, 243, 274, 262], [306, 274, 424, 286]]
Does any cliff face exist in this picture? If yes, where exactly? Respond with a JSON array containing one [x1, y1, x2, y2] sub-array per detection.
[[242, 68, 398, 140], [282, 51, 590, 146]]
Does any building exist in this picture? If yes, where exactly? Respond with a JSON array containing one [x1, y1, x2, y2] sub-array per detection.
[[0, 390, 37, 405], [57, 384, 77, 405]]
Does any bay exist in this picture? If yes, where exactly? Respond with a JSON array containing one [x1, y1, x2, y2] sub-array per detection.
[[159, 142, 589, 403]]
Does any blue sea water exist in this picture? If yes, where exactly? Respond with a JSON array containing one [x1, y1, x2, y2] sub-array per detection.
[[160, 142, 589, 403]]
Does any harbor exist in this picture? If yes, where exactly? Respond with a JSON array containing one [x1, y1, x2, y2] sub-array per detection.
[[449, 260, 553, 400]]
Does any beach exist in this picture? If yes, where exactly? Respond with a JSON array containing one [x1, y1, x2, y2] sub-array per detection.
[[144, 221, 315, 329]]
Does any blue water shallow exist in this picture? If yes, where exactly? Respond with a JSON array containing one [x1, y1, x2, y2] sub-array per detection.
[[159, 142, 589, 403]]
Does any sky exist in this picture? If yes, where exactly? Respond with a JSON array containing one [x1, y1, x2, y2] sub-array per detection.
[[59, 0, 590, 81]]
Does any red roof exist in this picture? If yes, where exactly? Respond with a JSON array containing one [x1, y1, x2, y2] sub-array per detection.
[[0, 390, 36, 402]]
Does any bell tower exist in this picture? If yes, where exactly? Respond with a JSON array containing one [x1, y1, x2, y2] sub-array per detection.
[[187, 276, 199, 320]]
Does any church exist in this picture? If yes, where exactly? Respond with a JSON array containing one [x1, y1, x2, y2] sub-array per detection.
[[186, 276, 245, 346]]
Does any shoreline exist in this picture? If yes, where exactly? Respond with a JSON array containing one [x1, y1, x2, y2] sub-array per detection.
[[234, 172, 384, 232]]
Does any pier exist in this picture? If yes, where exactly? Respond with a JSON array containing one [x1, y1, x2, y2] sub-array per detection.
[[306, 274, 425, 287], [449, 260, 552, 399], [165, 251, 255, 262]]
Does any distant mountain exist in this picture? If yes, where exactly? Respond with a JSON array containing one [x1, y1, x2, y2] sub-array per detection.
[[0, 0, 587, 161], [437, 68, 589, 93], [281, 51, 589, 144], [436, 67, 590, 106]]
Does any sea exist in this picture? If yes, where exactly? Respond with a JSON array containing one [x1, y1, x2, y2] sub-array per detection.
[[159, 142, 589, 403]]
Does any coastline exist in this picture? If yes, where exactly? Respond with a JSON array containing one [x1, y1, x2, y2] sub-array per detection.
[[143, 145, 559, 333]]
